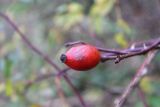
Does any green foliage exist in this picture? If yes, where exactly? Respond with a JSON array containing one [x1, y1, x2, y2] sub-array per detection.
[[7, 2, 30, 14], [54, 3, 83, 30], [117, 18, 132, 35], [114, 32, 128, 47], [4, 57, 13, 78], [3, 57, 14, 96], [148, 96, 160, 107], [90, 0, 116, 16]]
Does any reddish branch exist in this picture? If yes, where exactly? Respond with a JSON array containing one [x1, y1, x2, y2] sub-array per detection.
[[114, 50, 157, 107], [24, 68, 69, 90], [0, 12, 87, 107], [100, 39, 160, 63], [137, 87, 149, 107]]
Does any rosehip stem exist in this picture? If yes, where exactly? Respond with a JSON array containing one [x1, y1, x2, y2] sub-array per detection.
[[65, 41, 128, 54], [101, 38, 160, 63], [97, 48, 127, 54], [65, 41, 86, 47], [65, 39, 160, 63]]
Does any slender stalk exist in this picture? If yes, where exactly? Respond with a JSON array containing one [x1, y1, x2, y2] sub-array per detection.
[[114, 50, 157, 107], [0, 12, 87, 107], [25, 68, 69, 90], [54, 76, 70, 107], [137, 87, 149, 107], [100, 39, 160, 63]]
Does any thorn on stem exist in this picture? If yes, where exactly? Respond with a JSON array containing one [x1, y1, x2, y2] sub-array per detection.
[[115, 55, 121, 63]]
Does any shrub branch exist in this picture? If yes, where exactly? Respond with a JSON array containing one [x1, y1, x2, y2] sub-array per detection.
[[0, 12, 87, 107]]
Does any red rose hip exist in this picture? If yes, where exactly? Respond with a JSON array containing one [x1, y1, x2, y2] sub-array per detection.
[[60, 44, 100, 71]]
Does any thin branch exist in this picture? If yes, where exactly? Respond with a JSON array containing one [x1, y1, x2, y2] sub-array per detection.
[[0, 12, 87, 107], [24, 68, 69, 90], [136, 87, 149, 107], [65, 41, 127, 54], [100, 39, 160, 63], [54, 76, 70, 107], [114, 50, 157, 107], [65, 40, 160, 63]]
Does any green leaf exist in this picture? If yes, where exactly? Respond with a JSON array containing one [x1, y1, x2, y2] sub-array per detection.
[[114, 32, 128, 48], [117, 18, 132, 34], [54, 12, 83, 30], [54, 3, 84, 30], [149, 96, 160, 107], [68, 2, 83, 13], [4, 57, 13, 78], [8, 2, 30, 14], [92, 16, 103, 33], [5, 79, 13, 96], [90, 0, 116, 16], [139, 77, 153, 94]]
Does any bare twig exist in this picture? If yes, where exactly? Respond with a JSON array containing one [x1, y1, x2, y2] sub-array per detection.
[[65, 41, 127, 54], [24, 68, 69, 90], [136, 87, 149, 107], [54, 76, 70, 107], [114, 50, 157, 107], [101, 39, 160, 63], [65, 39, 160, 63], [0, 12, 87, 107]]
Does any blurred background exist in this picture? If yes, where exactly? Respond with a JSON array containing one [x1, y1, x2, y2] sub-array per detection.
[[0, 0, 160, 107]]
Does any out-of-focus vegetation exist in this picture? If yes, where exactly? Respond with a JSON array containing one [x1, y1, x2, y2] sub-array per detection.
[[0, 0, 160, 107]]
